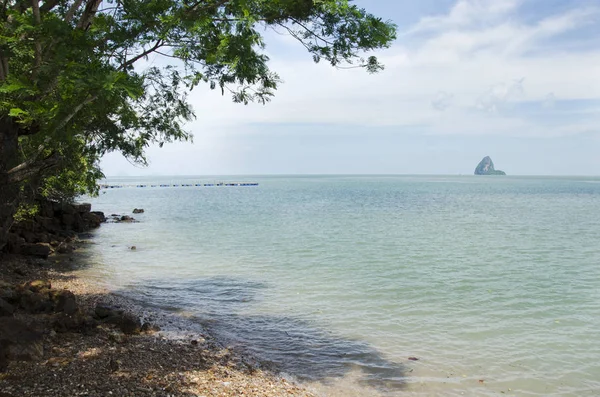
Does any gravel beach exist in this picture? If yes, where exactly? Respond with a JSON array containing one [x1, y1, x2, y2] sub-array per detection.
[[0, 252, 317, 397]]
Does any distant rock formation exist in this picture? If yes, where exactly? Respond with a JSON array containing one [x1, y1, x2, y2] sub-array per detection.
[[474, 156, 506, 175]]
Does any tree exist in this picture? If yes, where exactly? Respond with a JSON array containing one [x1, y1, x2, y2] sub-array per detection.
[[0, 0, 397, 250]]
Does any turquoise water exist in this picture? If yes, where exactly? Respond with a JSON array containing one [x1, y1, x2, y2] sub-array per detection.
[[86, 176, 600, 396]]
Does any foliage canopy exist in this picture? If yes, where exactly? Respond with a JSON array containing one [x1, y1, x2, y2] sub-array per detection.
[[0, 0, 396, 248]]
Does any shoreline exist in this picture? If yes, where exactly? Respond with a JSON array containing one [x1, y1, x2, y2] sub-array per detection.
[[0, 227, 317, 396]]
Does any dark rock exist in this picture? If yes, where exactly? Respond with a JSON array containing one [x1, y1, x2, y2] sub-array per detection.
[[52, 290, 77, 315], [33, 232, 50, 243], [120, 215, 134, 222], [52, 311, 95, 333], [0, 340, 8, 372], [13, 268, 25, 276], [6, 233, 25, 254], [91, 211, 107, 223], [56, 242, 73, 254], [35, 216, 60, 233], [20, 243, 52, 258], [57, 229, 77, 240], [117, 313, 142, 335], [22, 231, 36, 243], [83, 212, 104, 228], [94, 304, 119, 319], [72, 212, 86, 232], [73, 203, 92, 213], [26, 257, 52, 267], [474, 156, 506, 175], [58, 202, 76, 215], [19, 290, 53, 313], [109, 357, 121, 371], [98, 306, 142, 335], [0, 284, 16, 303], [38, 201, 55, 218], [61, 213, 74, 228], [0, 318, 44, 363], [132, 208, 144, 214], [0, 298, 15, 316]]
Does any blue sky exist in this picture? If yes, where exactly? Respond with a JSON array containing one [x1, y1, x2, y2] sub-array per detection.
[[102, 0, 600, 176]]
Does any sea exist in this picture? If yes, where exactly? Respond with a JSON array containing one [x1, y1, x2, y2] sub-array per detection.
[[83, 175, 600, 396]]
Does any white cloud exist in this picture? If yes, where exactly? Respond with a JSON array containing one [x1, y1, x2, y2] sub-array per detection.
[[407, 0, 521, 34], [476, 78, 525, 113], [173, 0, 600, 140], [432, 91, 454, 111]]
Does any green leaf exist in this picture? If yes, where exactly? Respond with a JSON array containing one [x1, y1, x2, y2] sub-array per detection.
[[8, 107, 28, 117]]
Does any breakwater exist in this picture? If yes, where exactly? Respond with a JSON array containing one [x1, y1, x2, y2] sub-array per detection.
[[100, 182, 259, 189]]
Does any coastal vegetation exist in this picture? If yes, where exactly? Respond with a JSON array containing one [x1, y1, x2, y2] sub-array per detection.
[[0, 0, 397, 251]]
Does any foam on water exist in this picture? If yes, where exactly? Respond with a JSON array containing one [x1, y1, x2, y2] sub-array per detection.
[[85, 175, 600, 396]]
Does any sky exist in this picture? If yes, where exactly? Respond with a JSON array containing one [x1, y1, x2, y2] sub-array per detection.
[[101, 0, 600, 176]]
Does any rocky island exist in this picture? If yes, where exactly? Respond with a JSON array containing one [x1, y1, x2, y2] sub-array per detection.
[[474, 156, 506, 175]]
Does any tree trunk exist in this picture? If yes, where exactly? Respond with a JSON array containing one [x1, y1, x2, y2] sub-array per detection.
[[0, 117, 20, 252]]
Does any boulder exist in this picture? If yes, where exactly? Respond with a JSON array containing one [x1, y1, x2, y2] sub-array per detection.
[[94, 304, 116, 319], [0, 340, 8, 372], [73, 203, 92, 213], [52, 312, 96, 333], [22, 231, 37, 243], [52, 290, 77, 315], [19, 289, 53, 313], [0, 318, 44, 363], [56, 242, 74, 254], [61, 212, 74, 228], [57, 230, 77, 241], [20, 243, 52, 258], [71, 212, 86, 232], [0, 283, 16, 303], [91, 211, 106, 222], [38, 200, 55, 218], [132, 208, 145, 214], [33, 232, 51, 243], [120, 215, 135, 222], [0, 298, 15, 316], [116, 313, 142, 335], [6, 233, 25, 254], [35, 216, 60, 233], [94, 304, 141, 334], [57, 202, 76, 215], [82, 211, 104, 229]]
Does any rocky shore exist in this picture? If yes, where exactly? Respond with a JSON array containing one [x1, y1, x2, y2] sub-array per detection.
[[0, 202, 316, 397]]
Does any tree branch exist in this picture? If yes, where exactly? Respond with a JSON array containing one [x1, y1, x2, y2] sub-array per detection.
[[31, 0, 42, 76], [120, 40, 164, 70], [7, 150, 61, 184], [65, 0, 84, 23], [0, 54, 8, 81], [289, 17, 334, 46], [40, 0, 60, 13], [53, 95, 97, 133], [76, 0, 102, 30]]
